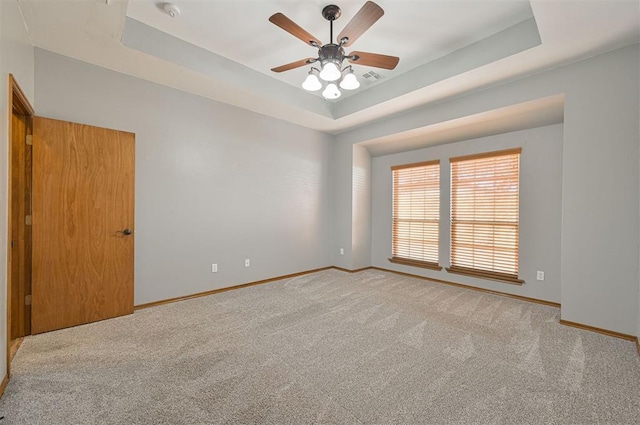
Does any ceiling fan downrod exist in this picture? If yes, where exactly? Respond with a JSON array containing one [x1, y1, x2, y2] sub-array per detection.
[[322, 4, 341, 44]]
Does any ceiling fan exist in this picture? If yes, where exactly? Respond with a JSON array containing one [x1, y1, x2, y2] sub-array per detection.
[[269, 1, 399, 99]]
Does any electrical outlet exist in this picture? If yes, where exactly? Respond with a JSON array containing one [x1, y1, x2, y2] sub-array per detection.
[[340, 248, 344, 255], [211, 263, 217, 273], [536, 271, 545, 281], [245, 259, 250, 267]]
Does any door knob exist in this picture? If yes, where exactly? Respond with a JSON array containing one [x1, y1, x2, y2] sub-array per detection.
[[117, 228, 132, 236]]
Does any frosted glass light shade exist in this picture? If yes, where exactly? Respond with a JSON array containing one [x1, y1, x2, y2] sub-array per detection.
[[319, 62, 341, 81], [322, 83, 341, 100], [302, 73, 322, 91], [340, 71, 360, 90]]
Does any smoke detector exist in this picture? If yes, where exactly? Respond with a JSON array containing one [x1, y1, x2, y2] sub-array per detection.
[[162, 3, 181, 18]]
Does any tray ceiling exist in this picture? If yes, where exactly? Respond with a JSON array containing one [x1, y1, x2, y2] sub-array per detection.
[[15, 0, 640, 133]]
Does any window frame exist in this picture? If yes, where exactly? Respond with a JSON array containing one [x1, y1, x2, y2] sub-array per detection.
[[446, 148, 524, 285], [389, 160, 442, 271]]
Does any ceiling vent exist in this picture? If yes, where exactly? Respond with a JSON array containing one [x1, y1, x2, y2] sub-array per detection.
[[362, 71, 385, 81]]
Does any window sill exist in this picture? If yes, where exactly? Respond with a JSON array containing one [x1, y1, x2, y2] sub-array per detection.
[[446, 266, 524, 285], [388, 257, 443, 271]]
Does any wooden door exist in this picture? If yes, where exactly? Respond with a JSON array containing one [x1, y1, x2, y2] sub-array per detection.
[[32, 117, 135, 334]]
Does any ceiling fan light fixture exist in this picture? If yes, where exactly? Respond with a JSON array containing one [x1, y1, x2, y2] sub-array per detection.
[[322, 83, 341, 100], [302, 69, 322, 91], [340, 68, 360, 90], [319, 61, 342, 82], [268, 2, 398, 101]]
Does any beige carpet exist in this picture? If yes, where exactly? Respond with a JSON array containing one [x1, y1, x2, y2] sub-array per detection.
[[0, 269, 639, 424]]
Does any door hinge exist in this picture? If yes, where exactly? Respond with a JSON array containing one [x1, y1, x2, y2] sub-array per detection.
[[25, 135, 33, 145], [24, 295, 32, 306], [25, 215, 32, 225]]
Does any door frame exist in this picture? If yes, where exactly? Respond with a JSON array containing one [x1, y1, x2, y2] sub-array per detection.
[[6, 74, 34, 378]]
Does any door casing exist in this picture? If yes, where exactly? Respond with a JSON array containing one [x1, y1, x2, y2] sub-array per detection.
[[6, 74, 34, 377]]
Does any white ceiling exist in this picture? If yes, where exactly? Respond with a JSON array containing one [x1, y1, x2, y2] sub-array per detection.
[[126, 0, 533, 96], [15, 0, 640, 135]]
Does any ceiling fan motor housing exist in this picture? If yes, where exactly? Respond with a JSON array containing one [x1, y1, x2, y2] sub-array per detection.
[[319, 44, 345, 68]]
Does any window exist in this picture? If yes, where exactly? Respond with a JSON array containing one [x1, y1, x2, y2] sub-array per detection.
[[447, 148, 523, 284], [390, 160, 441, 270]]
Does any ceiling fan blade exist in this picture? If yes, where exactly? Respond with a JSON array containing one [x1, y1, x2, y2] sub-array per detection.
[[337, 1, 384, 47], [348, 51, 399, 70], [269, 13, 322, 47], [271, 58, 316, 73]]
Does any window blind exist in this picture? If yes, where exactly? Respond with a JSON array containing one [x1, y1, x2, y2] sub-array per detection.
[[391, 160, 440, 268], [449, 148, 521, 282]]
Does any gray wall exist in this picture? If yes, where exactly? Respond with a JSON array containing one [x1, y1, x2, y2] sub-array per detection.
[[562, 44, 640, 335], [559, 45, 638, 336], [352, 145, 372, 269], [34, 49, 333, 306], [0, 0, 35, 380], [330, 141, 354, 268], [371, 124, 563, 303], [335, 44, 640, 336]]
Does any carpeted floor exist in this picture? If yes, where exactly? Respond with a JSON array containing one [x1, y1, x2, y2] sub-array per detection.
[[1, 269, 639, 424]]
